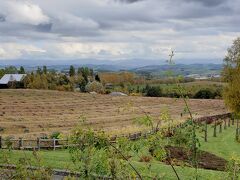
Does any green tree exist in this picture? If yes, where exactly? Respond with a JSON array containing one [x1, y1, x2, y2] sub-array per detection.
[[78, 67, 90, 82], [223, 37, 240, 114], [0, 69, 5, 78], [43, 66, 47, 74], [194, 89, 215, 99], [69, 65, 75, 77], [223, 37, 240, 82], [145, 86, 162, 97], [36, 67, 42, 75], [223, 68, 240, 113], [19, 66, 25, 74], [5, 66, 18, 74]]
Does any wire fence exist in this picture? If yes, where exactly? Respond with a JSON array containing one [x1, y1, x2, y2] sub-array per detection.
[[0, 113, 232, 151]]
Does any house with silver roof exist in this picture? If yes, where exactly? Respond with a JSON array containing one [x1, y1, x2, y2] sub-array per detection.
[[0, 74, 26, 88]]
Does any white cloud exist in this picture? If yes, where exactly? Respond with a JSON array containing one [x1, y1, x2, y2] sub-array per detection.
[[0, 0, 239, 63], [4, 1, 50, 25], [0, 43, 46, 59], [55, 42, 130, 59]]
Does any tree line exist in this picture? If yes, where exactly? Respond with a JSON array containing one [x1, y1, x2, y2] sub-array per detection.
[[0, 65, 104, 93]]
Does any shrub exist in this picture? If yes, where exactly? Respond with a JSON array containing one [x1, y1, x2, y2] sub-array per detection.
[[226, 155, 240, 179], [85, 81, 105, 94], [0, 126, 5, 132], [50, 131, 61, 139], [194, 89, 215, 99], [145, 86, 162, 97], [5, 136, 13, 149], [214, 88, 223, 99], [170, 128, 191, 147]]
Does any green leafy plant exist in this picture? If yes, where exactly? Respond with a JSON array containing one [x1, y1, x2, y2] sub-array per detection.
[[0, 150, 52, 179], [226, 154, 240, 179], [69, 127, 142, 179]]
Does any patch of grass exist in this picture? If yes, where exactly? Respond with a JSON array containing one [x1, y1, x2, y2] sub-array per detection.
[[0, 149, 226, 179], [0, 149, 74, 170], [198, 125, 240, 159], [134, 161, 226, 180]]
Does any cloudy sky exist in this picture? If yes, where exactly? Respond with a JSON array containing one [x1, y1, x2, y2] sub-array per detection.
[[0, 0, 240, 64]]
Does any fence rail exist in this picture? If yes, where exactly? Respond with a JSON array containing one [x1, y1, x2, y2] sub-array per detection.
[[0, 113, 232, 150]]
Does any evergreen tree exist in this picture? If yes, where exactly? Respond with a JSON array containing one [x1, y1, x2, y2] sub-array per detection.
[[43, 66, 47, 74], [78, 67, 89, 83], [19, 66, 25, 74], [89, 69, 94, 77], [36, 67, 42, 75], [95, 74, 101, 82], [69, 65, 75, 77]]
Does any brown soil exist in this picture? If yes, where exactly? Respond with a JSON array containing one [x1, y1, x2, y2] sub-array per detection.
[[165, 146, 227, 171]]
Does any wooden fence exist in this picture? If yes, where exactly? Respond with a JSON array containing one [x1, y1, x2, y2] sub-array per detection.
[[0, 113, 232, 151], [0, 137, 70, 150]]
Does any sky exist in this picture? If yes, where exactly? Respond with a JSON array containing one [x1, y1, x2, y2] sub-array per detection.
[[0, 0, 240, 64]]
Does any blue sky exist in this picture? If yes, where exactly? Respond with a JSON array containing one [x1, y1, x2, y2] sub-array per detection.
[[0, 0, 240, 64]]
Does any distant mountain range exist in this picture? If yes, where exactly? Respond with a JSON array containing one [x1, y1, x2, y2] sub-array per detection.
[[0, 59, 223, 77], [130, 64, 222, 77], [0, 59, 165, 69]]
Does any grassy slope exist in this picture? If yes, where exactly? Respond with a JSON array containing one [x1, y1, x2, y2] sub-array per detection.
[[199, 125, 240, 159]]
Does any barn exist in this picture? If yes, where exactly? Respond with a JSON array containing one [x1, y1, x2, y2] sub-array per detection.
[[0, 74, 26, 89]]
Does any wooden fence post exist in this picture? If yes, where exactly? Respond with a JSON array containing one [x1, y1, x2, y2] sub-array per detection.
[[204, 120, 207, 142], [53, 138, 56, 151], [0, 136, 2, 149], [219, 122, 222, 133], [224, 119, 227, 130], [213, 119, 217, 137], [236, 119, 239, 141], [37, 138, 40, 151], [18, 138, 23, 150]]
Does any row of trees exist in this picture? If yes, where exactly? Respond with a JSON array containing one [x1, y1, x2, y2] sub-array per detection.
[[0, 65, 104, 93], [0, 66, 25, 78], [138, 84, 222, 99], [23, 66, 101, 92]]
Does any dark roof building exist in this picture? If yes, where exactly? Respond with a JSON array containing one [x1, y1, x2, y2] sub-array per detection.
[[0, 74, 26, 88]]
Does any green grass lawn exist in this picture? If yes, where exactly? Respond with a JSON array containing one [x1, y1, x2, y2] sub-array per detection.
[[0, 149, 226, 179], [0, 124, 239, 179], [198, 124, 240, 159], [0, 149, 74, 170]]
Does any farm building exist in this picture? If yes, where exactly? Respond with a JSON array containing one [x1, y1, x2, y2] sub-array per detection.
[[0, 74, 26, 88]]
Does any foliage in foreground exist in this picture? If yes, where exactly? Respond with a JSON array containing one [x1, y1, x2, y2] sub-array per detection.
[[0, 150, 52, 180]]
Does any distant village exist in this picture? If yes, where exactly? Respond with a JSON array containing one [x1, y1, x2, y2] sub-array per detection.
[[185, 73, 221, 80]]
